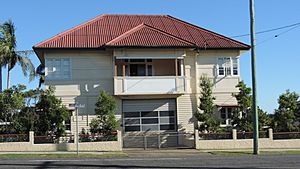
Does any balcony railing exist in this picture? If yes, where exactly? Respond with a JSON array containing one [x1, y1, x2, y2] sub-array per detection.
[[114, 76, 187, 95]]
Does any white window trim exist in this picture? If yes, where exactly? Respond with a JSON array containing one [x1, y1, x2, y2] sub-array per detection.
[[45, 57, 72, 80], [220, 107, 233, 126], [216, 57, 239, 77]]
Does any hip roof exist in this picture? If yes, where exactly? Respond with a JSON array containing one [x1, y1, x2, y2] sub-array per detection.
[[33, 14, 250, 50]]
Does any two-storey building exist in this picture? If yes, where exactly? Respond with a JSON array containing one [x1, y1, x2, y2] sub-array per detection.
[[33, 14, 250, 147]]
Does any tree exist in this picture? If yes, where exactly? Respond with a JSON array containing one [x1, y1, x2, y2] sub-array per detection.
[[232, 81, 271, 131], [232, 81, 252, 131], [12, 89, 41, 134], [0, 20, 35, 89], [272, 90, 299, 132], [90, 89, 118, 135], [35, 86, 69, 137], [0, 85, 26, 133], [195, 75, 220, 132], [12, 107, 38, 134]]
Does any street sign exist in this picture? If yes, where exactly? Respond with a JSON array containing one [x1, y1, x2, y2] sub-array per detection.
[[68, 103, 85, 157], [69, 104, 85, 108]]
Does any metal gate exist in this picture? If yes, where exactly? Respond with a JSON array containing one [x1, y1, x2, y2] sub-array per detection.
[[123, 132, 195, 149]]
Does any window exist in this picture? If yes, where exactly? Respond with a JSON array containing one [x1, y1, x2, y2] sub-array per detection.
[[220, 107, 236, 126], [64, 110, 73, 131], [124, 110, 176, 132], [116, 59, 153, 76], [217, 57, 239, 76], [46, 58, 71, 80]]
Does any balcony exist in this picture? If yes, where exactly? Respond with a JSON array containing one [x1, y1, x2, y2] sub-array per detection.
[[113, 58, 187, 95], [114, 76, 186, 95]]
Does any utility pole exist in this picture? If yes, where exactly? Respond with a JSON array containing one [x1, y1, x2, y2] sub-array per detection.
[[250, 0, 259, 155]]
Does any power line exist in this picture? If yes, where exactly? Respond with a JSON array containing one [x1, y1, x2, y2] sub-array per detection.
[[231, 22, 300, 38], [256, 24, 300, 46]]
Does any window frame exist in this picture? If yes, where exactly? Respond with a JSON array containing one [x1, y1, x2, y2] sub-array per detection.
[[216, 57, 239, 77], [219, 107, 237, 126], [117, 59, 153, 77], [45, 57, 72, 80]]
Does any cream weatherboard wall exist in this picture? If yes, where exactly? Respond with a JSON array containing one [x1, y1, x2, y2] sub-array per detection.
[[44, 50, 122, 133], [196, 50, 240, 106], [44, 49, 242, 134], [176, 49, 241, 132]]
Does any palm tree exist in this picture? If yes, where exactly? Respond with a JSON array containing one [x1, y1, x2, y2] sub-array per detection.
[[0, 20, 35, 89]]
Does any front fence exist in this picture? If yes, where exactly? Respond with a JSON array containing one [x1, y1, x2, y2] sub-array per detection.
[[273, 132, 300, 140], [237, 131, 268, 139], [199, 132, 232, 140], [0, 131, 122, 152], [196, 129, 300, 150], [79, 133, 117, 142], [123, 132, 194, 149], [0, 134, 29, 142], [34, 135, 74, 144]]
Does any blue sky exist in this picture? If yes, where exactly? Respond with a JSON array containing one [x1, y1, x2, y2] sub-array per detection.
[[0, 0, 299, 113]]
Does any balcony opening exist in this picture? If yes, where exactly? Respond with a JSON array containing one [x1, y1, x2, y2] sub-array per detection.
[[115, 59, 183, 77]]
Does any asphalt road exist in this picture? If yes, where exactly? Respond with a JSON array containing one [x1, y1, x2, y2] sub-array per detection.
[[0, 152, 299, 169]]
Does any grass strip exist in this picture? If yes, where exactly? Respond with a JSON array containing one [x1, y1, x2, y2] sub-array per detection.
[[208, 150, 300, 155], [0, 153, 127, 159]]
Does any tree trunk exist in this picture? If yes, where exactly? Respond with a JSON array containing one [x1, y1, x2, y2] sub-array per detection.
[[0, 67, 2, 92], [7, 68, 10, 89]]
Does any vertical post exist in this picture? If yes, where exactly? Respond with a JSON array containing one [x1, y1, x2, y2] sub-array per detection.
[[76, 107, 79, 156], [144, 134, 147, 150], [157, 133, 161, 149], [122, 65, 125, 77], [180, 59, 184, 76], [250, 0, 259, 155], [268, 128, 273, 140], [29, 131, 34, 144], [194, 129, 199, 149], [175, 59, 178, 76], [232, 129, 237, 140]]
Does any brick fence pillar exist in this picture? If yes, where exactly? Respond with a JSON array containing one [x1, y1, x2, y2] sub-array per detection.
[[232, 129, 237, 140], [268, 128, 273, 140], [29, 131, 34, 144]]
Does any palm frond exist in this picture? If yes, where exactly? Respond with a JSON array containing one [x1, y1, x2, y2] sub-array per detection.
[[0, 20, 17, 67], [17, 55, 36, 81], [16, 50, 34, 56], [0, 20, 16, 49], [0, 20, 37, 84]]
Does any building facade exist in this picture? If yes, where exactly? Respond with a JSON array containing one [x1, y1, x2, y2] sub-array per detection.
[[33, 14, 250, 147]]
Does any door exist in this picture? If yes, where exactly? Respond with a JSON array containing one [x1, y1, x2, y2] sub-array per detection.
[[122, 99, 178, 148]]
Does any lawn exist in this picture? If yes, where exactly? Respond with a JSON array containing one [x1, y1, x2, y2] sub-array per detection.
[[207, 150, 300, 155]]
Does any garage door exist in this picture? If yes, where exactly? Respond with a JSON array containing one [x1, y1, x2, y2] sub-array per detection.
[[122, 99, 178, 148], [123, 99, 176, 132]]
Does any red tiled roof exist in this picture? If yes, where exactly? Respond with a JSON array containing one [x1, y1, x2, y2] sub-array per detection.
[[106, 23, 196, 47], [33, 14, 250, 49]]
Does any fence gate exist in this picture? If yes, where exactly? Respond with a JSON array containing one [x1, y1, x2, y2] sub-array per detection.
[[123, 132, 195, 149]]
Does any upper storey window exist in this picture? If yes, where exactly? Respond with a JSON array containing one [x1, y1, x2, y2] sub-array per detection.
[[217, 57, 239, 76], [45, 58, 71, 80]]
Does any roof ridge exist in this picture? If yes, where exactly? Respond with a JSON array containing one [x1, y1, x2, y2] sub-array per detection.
[[105, 23, 146, 45], [34, 14, 106, 48], [106, 23, 196, 46], [165, 15, 250, 48], [103, 14, 168, 17], [142, 24, 197, 46]]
